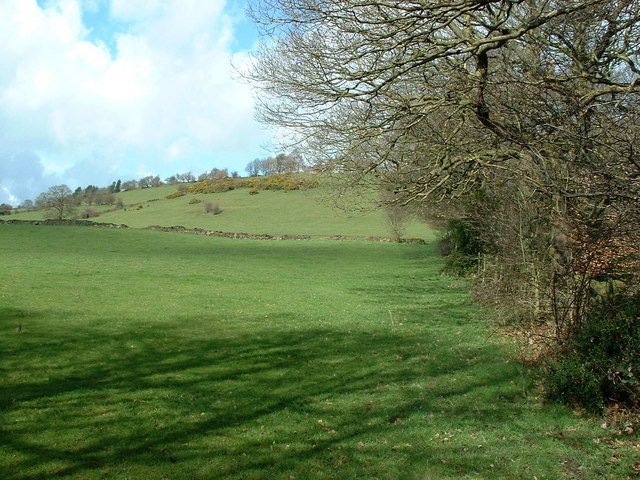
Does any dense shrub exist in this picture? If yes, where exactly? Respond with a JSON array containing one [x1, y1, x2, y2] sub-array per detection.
[[249, 173, 319, 191], [188, 198, 202, 204], [439, 218, 485, 276], [189, 177, 238, 194], [166, 191, 187, 199], [78, 207, 100, 219], [543, 295, 640, 411]]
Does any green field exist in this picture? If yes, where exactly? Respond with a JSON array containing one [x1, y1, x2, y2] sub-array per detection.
[[1, 224, 637, 479], [9, 183, 435, 240]]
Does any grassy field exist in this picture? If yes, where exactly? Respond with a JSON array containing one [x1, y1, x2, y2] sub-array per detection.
[[1, 224, 637, 479], [8, 183, 435, 240]]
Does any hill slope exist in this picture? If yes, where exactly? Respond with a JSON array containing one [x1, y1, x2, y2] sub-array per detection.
[[11, 181, 435, 240]]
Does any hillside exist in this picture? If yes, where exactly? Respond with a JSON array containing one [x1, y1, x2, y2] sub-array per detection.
[[10, 181, 436, 241]]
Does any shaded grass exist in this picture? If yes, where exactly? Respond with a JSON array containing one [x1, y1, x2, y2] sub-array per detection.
[[0, 225, 637, 479]]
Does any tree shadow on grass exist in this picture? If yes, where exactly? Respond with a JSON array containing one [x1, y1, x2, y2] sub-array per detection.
[[0, 308, 37, 330], [0, 311, 534, 480], [0, 261, 617, 480]]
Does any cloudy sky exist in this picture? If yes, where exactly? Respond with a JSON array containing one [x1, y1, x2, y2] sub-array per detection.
[[0, 0, 273, 205]]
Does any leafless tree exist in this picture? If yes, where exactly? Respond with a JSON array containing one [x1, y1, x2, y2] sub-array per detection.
[[36, 185, 74, 219], [248, 0, 640, 344]]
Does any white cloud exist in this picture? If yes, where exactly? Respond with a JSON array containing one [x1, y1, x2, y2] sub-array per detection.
[[2, 187, 19, 205], [0, 0, 269, 204]]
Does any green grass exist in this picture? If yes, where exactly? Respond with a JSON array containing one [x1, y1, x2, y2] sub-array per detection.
[[1, 225, 637, 479], [8, 183, 435, 240]]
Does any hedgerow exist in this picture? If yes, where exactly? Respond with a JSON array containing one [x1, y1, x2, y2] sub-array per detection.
[[165, 191, 187, 199], [188, 173, 319, 194]]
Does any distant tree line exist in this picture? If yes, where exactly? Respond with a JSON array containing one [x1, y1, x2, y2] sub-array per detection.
[[245, 152, 306, 177], [17, 154, 301, 215], [71, 185, 117, 206]]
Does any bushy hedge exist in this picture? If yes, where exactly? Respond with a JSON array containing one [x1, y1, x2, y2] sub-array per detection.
[[244, 173, 320, 191], [188, 174, 319, 194], [543, 295, 640, 411], [189, 177, 238, 194], [438, 218, 485, 276]]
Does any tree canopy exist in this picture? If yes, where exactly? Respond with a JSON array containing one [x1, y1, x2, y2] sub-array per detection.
[[249, 0, 639, 203], [36, 184, 74, 219], [249, 0, 640, 409]]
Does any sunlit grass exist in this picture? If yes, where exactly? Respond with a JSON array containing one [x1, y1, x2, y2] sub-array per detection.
[[0, 225, 636, 479], [8, 183, 434, 240]]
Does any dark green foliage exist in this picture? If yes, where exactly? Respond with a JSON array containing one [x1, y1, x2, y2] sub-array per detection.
[[544, 295, 640, 411], [544, 358, 605, 412], [439, 218, 484, 276]]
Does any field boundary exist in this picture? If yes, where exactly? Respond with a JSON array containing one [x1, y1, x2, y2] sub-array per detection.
[[146, 225, 426, 244], [0, 218, 426, 244], [0, 218, 128, 228]]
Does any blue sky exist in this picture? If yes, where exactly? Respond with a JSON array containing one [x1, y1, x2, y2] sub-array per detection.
[[0, 0, 273, 205]]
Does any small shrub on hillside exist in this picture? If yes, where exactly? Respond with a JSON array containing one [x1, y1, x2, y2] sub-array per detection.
[[189, 198, 202, 204], [204, 202, 222, 215], [249, 189, 259, 195], [166, 191, 187, 199], [115, 198, 124, 210], [79, 207, 100, 219], [543, 294, 640, 412]]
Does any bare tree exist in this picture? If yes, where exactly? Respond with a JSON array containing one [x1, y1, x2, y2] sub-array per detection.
[[245, 159, 261, 177], [138, 176, 162, 188], [248, 0, 640, 385], [121, 180, 138, 191], [19, 200, 34, 210], [381, 189, 413, 242], [248, 1, 639, 201], [36, 185, 74, 219]]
